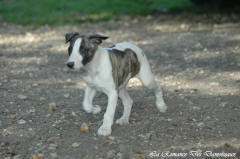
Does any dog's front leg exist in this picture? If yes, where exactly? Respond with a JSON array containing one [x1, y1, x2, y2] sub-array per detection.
[[83, 86, 101, 114], [98, 90, 118, 136]]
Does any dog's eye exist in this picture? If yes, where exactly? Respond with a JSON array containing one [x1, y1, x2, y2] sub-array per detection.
[[68, 46, 73, 56]]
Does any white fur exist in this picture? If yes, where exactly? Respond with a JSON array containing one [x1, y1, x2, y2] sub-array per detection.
[[67, 38, 83, 69], [67, 40, 167, 136], [116, 87, 133, 125]]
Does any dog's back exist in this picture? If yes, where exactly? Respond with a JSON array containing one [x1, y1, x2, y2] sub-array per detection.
[[108, 42, 145, 61]]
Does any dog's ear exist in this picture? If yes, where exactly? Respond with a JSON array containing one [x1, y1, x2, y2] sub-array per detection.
[[88, 34, 109, 45], [65, 32, 80, 43]]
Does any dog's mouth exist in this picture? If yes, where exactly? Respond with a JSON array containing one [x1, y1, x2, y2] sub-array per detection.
[[78, 67, 88, 75], [66, 65, 88, 75]]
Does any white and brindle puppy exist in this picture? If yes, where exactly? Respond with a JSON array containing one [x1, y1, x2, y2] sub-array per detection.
[[65, 32, 167, 136]]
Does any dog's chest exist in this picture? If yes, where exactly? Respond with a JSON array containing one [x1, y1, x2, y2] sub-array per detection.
[[82, 69, 114, 93]]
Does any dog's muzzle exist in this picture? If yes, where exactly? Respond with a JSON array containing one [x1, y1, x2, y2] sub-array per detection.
[[67, 62, 74, 69]]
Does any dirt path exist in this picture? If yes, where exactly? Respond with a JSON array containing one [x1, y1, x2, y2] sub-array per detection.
[[0, 17, 240, 159]]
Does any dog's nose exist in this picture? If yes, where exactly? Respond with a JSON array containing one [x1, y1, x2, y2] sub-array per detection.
[[67, 62, 74, 69]]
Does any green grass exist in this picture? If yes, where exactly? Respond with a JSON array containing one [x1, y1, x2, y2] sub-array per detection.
[[0, 0, 239, 27], [0, 0, 193, 26]]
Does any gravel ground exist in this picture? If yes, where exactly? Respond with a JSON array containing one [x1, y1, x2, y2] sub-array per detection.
[[0, 16, 240, 159]]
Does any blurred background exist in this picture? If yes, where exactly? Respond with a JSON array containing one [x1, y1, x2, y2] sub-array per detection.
[[0, 0, 239, 26]]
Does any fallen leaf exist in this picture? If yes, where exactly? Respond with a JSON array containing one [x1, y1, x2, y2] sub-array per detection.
[[80, 123, 89, 133], [48, 137, 57, 141], [48, 103, 56, 111], [9, 120, 14, 124], [48, 106, 56, 111], [132, 156, 142, 159], [32, 155, 42, 159]]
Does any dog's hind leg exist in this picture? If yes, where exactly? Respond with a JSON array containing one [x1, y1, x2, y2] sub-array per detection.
[[137, 56, 167, 113], [83, 86, 101, 114], [116, 87, 133, 125]]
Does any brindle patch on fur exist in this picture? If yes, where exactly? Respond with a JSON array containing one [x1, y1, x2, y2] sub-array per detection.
[[79, 38, 98, 65], [108, 48, 140, 88]]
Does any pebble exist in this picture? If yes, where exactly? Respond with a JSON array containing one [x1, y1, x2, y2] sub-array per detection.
[[46, 114, 52, 117], [119, 144, 129, 153], [40, 97, 45, 101], [49, 102, 57, 107], [197, 122, 204, 127], [50, 153, 57, 159], [180, 24, 187, 29], [32, 155, 42, 159], [220, 102, 227, 107], [27, 108, 36, 114], [117, 152, 122, 158], [210, 82, 219, 86], [192, 106, 201, 110], [132, 156, 142, 159], [71, 112, 77, 117], [187, 100, 193, 105], [195, 42, 203, 49], [72, 142, 79, 148], [32, 83, 39, 87], [13, 155, 22, 159], [48, 144, 57, 150], [17, 94, 27, 100], [18, 119, 26, 124], [64, 93, 70, 98], [107, 150, 116, 158], [108, 136, 115, 140]]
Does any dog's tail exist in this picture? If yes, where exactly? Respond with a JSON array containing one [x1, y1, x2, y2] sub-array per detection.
[[136, 49, 167, 113]]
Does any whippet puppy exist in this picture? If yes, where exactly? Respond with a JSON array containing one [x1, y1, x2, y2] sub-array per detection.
[[65, 32, 167, 136]]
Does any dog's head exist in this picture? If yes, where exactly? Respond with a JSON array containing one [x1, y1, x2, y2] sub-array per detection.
[[65, 32, 108, 69]]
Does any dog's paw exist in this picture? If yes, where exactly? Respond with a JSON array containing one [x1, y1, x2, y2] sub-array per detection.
[[83, 105, 101, 114], [156, 98, 167, 113], [83, 107, 92, 114], [92, 105, 101, 114], [157, 104, 167, 113], [116, 117, 129, 125], [97, 125, 111, 136]]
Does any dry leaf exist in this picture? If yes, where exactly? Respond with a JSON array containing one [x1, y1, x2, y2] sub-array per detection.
[[132, 156, 142, 159], [48, 137, 57, 141], [32, 155, 42, 159], [80, 123, 89, 132]]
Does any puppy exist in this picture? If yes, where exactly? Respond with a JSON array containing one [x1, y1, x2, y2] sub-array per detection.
[[65, 32, 167, 136]]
